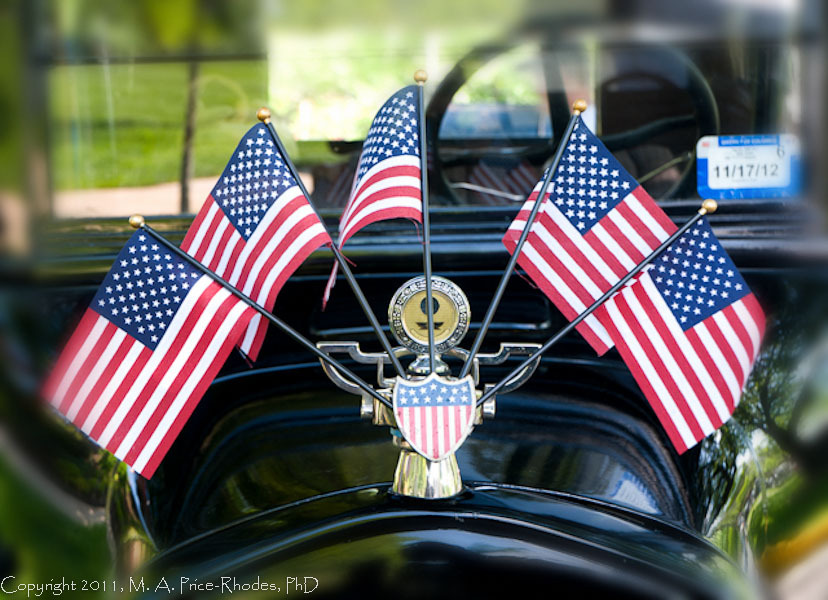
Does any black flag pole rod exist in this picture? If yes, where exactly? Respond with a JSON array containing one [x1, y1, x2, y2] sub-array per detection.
[[475, 199, 719, 407], [415, 69, 436, 373], [256, 109, 406, 379], [129, 216, 394, 409], [459, 100, 586, 378]]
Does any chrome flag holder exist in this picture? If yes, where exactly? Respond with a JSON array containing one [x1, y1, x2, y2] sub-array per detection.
[[317, 193, 718, 499], [130, 82, 719, 500], [316, 332, 542, 499], [315, 70, 544, 499]]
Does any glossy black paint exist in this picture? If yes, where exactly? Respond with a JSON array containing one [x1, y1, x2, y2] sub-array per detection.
[[144, 365, 689, 542], [109, 302, 757, 598], [138, 485, 740, 599], [19, 19, 823, 595], [25, 197, 813, 598]]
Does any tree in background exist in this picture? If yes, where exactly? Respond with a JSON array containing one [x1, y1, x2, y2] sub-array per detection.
[[137, 0, 263, 212], [49, 0, 263, 210]]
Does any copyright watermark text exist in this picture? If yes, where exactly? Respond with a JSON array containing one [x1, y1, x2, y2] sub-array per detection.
[[1, 575, 319, 597]]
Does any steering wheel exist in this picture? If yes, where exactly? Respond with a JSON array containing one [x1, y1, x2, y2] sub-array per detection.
[[427, 43, 720, 205]]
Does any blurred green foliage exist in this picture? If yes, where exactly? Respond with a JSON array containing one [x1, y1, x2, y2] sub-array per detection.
[[51, 0, 263, 57], [271, 0, 528, 30], [50, 61, 268, 190], [0, 3, 23, 194], [0, 457, 110, 596], [747, 470, 828, 558], [269, 36, 544, 143], [50, 38, 546, 191], [44, 0, 538, 192]]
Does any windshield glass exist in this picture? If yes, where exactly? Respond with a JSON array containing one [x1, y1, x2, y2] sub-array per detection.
[[26, 5, 808, 224], [433, 40, 800, 206]]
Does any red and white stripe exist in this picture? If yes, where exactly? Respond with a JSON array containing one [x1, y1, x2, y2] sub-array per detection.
[[181, 185, 329, 361], [598, 274, 765, 453], [42, 276, 255, 478], [337, 155, 422, 246], [325, 166, 355, 208], [503, 182, 676, 355], [394, 402, 475, 461], [323, 155, 422, 306], [469, 161, 537, 204]]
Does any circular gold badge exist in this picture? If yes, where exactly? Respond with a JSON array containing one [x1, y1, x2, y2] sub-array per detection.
[[388, 276, 470, 354]]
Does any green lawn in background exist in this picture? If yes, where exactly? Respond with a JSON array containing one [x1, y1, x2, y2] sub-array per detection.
[[50, 61, 269, 190], [47, 29, 519, 194]]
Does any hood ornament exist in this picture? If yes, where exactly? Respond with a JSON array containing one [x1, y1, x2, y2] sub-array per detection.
[[315, 94, 636, 500], [318, 275, 541, 500]]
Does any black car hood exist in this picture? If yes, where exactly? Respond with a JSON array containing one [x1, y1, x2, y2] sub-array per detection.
[[138, 483, 744, 600], [113, 365, 749, 599]]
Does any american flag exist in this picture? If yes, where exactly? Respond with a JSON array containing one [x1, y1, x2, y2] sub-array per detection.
[[503, 116, 676, 354], [181, 124, 330, 361], [337, 85, 422, 245], [42, 231, 255, 478], [393, 374, 476, 461], [324, 85, 423, 304], [597, 218, 765, 453]]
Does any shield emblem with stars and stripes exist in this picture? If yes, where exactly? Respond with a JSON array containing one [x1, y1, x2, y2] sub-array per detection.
[[393, 373, 476, 461]]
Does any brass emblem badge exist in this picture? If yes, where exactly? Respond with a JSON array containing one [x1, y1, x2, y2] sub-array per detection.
[[388, 276, 470, 355]]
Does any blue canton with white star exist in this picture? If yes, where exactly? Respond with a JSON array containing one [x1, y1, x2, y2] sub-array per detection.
[[211, 124, 298, 240], [356, 86, 420, 182], [92, 231, 202, 350], [396, 380, 473, 407], [651, 218, 749, 330], [550, 116, 637, 232]]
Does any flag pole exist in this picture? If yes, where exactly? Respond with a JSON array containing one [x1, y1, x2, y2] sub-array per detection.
[[474, 199, 718, 406], [128, 215, 394, 409], [459, 100, 587, 378], [255, 108, 406, 379], [414, 69, 436, 373]]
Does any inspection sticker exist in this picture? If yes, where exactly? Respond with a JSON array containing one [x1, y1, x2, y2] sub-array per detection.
[[696, 134, 800, 199]]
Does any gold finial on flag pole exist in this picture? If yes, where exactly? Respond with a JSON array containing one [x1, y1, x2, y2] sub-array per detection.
[[414, 69, 428, 85], [477, 199, 722, 407], [572, 99, 588, 115], [129, 215, 145, 229], [256, 107, 272, 124], [460, 100, 584, 378], [257, 99, 407, 377], [700, 199, 718, 215]]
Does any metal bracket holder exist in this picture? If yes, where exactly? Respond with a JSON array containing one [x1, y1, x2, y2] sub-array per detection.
[[315, 341, 541, 499]]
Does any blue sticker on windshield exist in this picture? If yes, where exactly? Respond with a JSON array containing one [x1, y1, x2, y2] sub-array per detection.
[[696, 134, 800, 200]]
